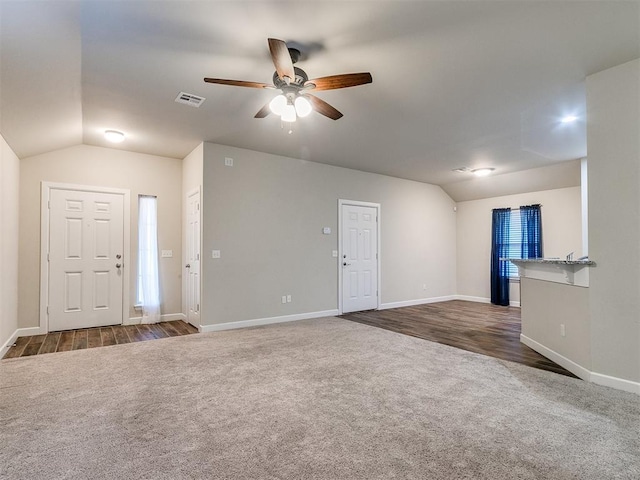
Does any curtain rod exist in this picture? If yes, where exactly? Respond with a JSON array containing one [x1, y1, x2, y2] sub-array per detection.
[[493, 204, 542, 211]]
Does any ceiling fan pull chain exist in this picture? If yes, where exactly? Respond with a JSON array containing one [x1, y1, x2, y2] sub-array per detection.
[[280, 119, 294, 135]]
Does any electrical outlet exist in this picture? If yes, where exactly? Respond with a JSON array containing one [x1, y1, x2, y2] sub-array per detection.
[[286, 295, 292, 303], [332, 250, 338, 258], [281, 296, 287, 304], [423, 284, 427, 290], [211, 250, 221, 258], [224, 157, 233, 167], [560, 324, 566, 337]]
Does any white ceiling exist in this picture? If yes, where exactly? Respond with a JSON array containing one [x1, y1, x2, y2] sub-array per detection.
[[1, 1, 638, 190]]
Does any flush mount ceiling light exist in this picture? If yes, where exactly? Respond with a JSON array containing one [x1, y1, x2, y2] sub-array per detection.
[[561, 115, 578, 124], [104, 130, 125, 143], [472, 168, 495, 177]]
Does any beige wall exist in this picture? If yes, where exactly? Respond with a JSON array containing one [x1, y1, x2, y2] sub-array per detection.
[[201, 142, 457, 325], [19, 144, 182, 328], [0, 134, 20, 347], [456, 186, 582, 304], [521, 278, 591, 371], [586, 58, 640, 384], [181, 142, 203, 316]]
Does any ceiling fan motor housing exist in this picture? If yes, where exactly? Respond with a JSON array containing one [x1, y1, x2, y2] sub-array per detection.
[[273, 67, 308, 90]]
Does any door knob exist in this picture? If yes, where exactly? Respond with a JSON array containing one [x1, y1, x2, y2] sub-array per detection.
[[186, 264, 191, 269], [343, 262, 351, 267], [115, 263, 122, 268], [116, 254, 122, 259]]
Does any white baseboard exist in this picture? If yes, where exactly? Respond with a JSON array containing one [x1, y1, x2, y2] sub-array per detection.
[[520, 334, 640, 395], [591, 372, 640, 395], [520, 334, 591, 381], [126, 312, 186, 325], [456, 295, 520, 307], [1, 330, 20, 355], [379, 295, 520, 310], [199, 309, 339, 333], [379, 295, 458, 310], [456, 295, 490, 304], [1, 326, 47, 355], [17, 326, 46, 336]]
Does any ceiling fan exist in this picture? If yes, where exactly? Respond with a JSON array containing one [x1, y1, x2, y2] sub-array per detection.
[[204, 38, 372, 122]]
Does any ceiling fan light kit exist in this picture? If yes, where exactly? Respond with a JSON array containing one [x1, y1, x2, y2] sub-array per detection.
[[204, 38, 372, 126], [269, 94, 287, 115], [294, 96, 312, 117], [281, 103, 297, 123]]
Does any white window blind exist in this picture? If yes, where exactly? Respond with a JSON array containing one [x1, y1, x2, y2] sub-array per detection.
[[506, 209, 522, 277]]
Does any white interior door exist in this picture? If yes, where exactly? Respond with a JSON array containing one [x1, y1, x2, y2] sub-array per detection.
[[48, 188, 125, 331], [186, 189, 201, 328], [341, 203, 379, 313]]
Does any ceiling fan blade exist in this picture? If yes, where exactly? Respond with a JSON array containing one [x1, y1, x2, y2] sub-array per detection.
[[254, 102, 271, 118], [204, 78, 271, 89], [306, 94, 343, 120], [268, 38, 295, 82], [304, 73, 373, 91]]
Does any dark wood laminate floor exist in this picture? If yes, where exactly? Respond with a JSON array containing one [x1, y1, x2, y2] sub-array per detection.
[[3, 320, 198, 359], [340, 300, 578, 378]]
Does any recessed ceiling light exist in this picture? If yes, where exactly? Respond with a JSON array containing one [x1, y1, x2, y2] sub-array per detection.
[[104, 130, 125, 143], [561, 115, 578, 124], [471, 168, 495, 177]]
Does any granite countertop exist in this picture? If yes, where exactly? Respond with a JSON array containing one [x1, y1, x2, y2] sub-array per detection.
[[504, 258, 595, 266]]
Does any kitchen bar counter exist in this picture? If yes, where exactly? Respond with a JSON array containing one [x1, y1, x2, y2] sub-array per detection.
[[507, 258, 595, 380]]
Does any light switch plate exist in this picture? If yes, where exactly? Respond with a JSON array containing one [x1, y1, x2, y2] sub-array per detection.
[[322, 227, 331, 235], [224, 157, 233, 167], [161, 250, 173, 258], [212, 250, 221, 258]]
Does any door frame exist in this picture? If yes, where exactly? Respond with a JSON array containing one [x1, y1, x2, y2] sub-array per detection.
[[184, 186, 202, 330], [337, 199, 381, 315], [40, 182, 131, 333]]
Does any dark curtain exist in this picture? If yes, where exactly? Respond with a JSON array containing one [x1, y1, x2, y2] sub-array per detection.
[[490, 208, 511, 306], [520, 204, 543, 259]]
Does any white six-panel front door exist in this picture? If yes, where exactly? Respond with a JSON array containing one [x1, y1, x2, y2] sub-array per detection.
[[48, 188, 124, 331], [341, 204, 379, 313]]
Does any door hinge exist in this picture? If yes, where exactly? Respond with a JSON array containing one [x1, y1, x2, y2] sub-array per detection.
[[47, 253, 50, 261], [48, 201, 50, 209], [46, 306, 49, 314], [196, 253, 200, 261], [197, 303, 200, 312]]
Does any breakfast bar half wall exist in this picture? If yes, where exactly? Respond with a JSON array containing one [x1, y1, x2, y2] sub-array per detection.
[[510, 259, 597, 384]]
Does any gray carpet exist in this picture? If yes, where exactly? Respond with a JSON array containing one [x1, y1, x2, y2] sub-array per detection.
[[1, 317, 639, 479]]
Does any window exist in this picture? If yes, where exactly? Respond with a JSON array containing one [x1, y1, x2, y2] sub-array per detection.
[[504, 206, 543, 277], [137, 196, 160, 322], [506, 209, 523, 277], [491, 204, 542, 306]]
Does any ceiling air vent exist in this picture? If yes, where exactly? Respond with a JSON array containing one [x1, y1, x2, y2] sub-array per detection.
[[175, 92, 205, 108], [452, 167, 471, 173]]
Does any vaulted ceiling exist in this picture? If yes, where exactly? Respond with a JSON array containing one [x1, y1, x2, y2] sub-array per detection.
[[1, 1, 638, 189]]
